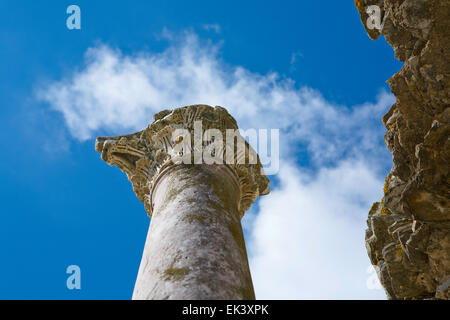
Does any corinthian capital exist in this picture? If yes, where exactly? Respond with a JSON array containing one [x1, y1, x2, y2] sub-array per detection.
[[95, 104, 269, 217]]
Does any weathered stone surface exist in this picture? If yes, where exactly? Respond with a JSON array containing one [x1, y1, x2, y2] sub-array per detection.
[[96, 105, 269, 299], [96, 105, 269, 217], [356, 0, 449, 299], [133, 164, 255, 299]]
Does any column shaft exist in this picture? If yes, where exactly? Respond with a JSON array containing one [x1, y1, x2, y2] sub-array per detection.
[[132, 164, 255, 300]]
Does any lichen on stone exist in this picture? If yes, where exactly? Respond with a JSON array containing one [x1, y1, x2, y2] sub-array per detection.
[[357, 0, 450, 300], [164, 267, 190, 281]]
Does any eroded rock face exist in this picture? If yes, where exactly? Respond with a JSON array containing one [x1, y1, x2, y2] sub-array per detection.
[[356, 0, 449, 299]]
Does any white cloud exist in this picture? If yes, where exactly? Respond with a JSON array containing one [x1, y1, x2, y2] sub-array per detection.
[[247, 161, 386, 299], [39, 31, 391, 299], [38, 33, 394, 167]]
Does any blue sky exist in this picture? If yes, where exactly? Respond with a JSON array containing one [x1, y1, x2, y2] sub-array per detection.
[[0, 1, 401, 299]]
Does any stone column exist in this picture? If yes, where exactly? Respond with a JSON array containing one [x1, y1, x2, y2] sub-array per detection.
[[95, 105, 269, 300]]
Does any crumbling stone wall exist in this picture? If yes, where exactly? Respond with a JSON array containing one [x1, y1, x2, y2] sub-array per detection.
[[356, 0, 449, 299]]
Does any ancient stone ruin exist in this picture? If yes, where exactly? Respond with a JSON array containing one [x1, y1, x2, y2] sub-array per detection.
[[356, 0, 449, 299], [94, 0, 449, 300], [95, 105, 269, 299]]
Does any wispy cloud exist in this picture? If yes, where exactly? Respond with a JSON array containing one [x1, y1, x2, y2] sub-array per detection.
[[248, 161, 385, 299], [38, 31, 391, 299], [37, 33, 393, 167]]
